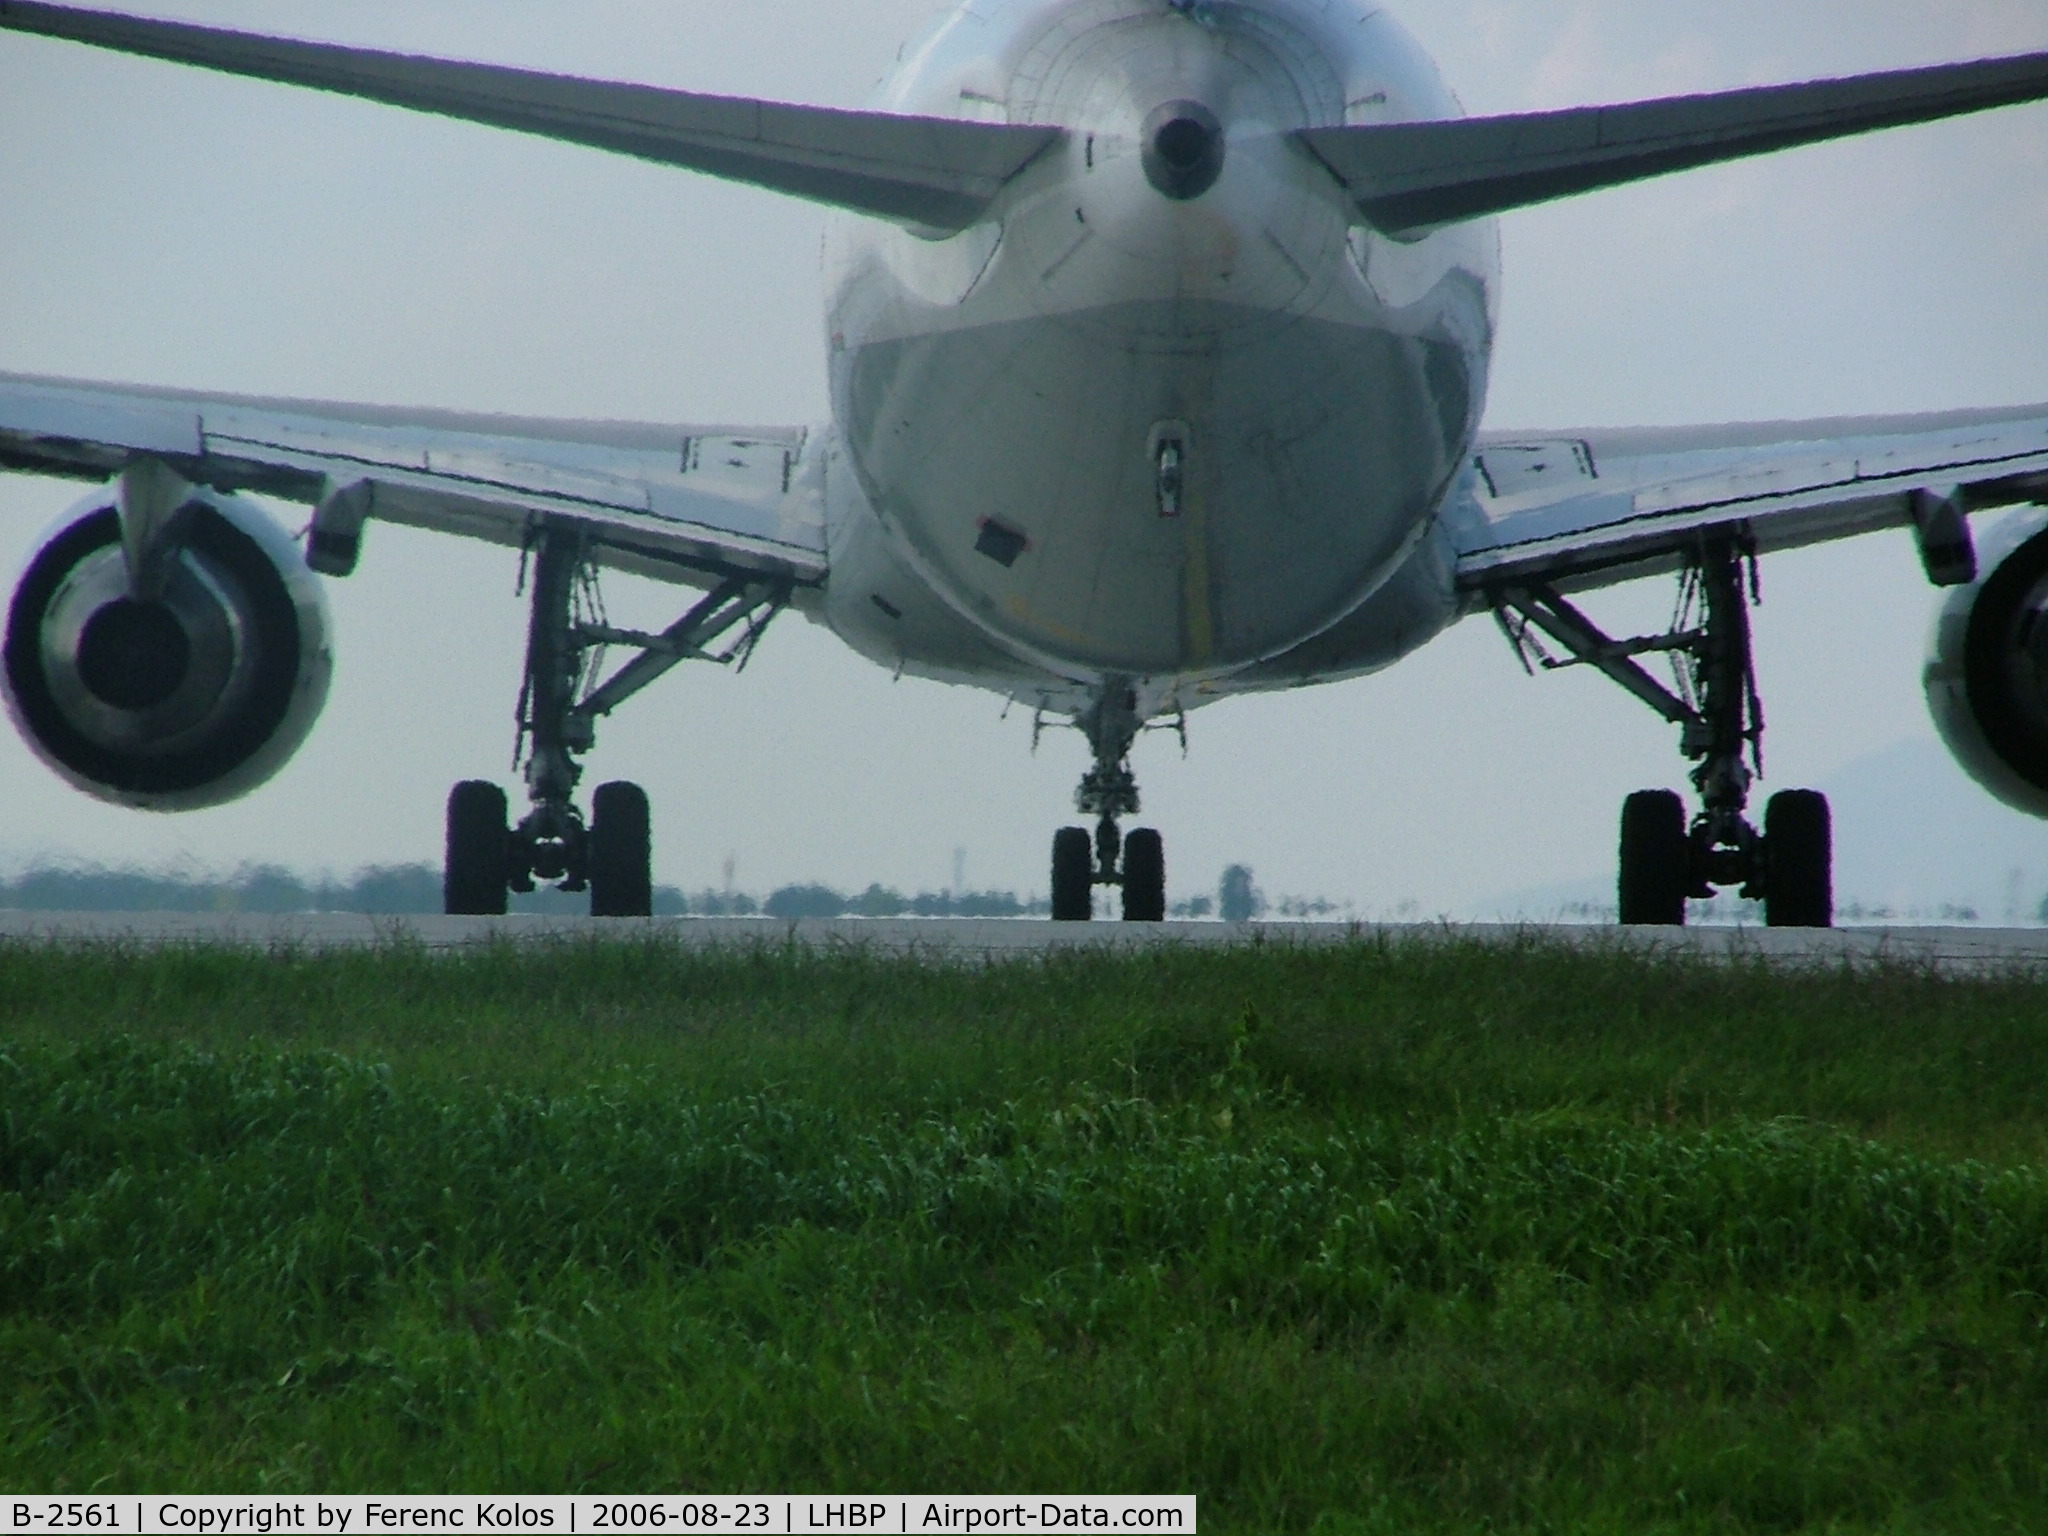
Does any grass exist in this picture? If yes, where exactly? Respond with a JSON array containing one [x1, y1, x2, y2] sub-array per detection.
[[2, 931, 2047, 1529]]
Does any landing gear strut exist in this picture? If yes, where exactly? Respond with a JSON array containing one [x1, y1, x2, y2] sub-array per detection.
[[1049, 683, 1167, 921], [443, 519, 787, 916], [1497, 534, 1832, 928]]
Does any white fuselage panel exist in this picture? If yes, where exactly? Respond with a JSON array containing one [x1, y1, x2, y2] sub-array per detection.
[[821, 0, 1499, 704]]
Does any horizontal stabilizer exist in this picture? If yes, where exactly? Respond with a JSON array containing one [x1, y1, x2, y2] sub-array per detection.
[[1301, 50, 2048, 236], [0, 0, 1060, 232]]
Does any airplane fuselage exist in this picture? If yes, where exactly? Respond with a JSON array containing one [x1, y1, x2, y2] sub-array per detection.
[[819, 0, 1499, 709]]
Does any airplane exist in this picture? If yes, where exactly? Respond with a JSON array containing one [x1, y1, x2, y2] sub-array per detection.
[[5, 0, 2048, 927]]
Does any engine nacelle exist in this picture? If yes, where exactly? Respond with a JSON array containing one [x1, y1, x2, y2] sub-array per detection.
[[1926, 507, 2048, 817], [3, 485, 333, 811]]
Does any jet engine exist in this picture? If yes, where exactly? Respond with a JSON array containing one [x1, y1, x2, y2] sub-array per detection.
[[1926, 507, 2048, 817], [2, 481, 332, 810]]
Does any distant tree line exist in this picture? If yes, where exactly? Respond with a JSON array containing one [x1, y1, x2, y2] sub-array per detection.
[[761, 884, 1048, 919], [0, 863, 700, 916], [0, 861, 1306, 919], [0, 863, 454, 916]]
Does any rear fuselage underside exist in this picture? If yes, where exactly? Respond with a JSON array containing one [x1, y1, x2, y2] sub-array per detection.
[[822, 0, 1499, 703]]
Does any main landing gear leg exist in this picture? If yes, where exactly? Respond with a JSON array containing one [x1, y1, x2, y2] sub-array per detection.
[[1050, 683, 1167, 922], [1496, 534, 1832, 929], [442, 519, 789, 918], [445, 522, 642, 915]]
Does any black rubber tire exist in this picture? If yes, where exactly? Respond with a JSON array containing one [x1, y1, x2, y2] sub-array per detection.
[[1619, 789, 1689, 926], [444, 781, 510, 916], [1051, 827, 1094, 921], [589, 780, 654, 918], [1122, 828, 1166, 922], [1764, 789, 1833, 929]]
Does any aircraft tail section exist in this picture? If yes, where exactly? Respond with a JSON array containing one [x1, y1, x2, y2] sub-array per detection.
[[1302, 49, 2048, 237], [0, 0, 1061, 233]]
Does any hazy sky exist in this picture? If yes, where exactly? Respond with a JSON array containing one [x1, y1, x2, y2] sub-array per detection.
[[5, 0, 2048, 912]]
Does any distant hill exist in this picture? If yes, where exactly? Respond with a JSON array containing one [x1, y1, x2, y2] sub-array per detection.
[[1824, 738, 2048, 922], [1483, 737, 2048, 924]]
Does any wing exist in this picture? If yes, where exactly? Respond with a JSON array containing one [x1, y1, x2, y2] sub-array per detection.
[[0, 1, 1060, 234], [1448, 404, 2048, 603], [1301, 50, 2048, 237], [0, 371, 828, 595]]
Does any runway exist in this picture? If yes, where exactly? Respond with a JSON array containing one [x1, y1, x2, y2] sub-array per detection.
[[4, 911, 2048, 973]]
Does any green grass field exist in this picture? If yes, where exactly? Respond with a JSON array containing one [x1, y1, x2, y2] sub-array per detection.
[[3, 932, 2047, 1531]]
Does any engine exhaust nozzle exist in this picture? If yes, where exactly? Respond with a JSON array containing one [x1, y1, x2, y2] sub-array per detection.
[[1142, 100, 1225, 201]]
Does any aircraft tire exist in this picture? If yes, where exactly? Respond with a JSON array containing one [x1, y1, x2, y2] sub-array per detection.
[[1051, 827, 1093, 921], [1122, 828, 1166, 922], [1618, 789, 1688, 926], [1763, 789, 1833, 929], [590, 780, 654, 918], [445, 780, 510, 916]]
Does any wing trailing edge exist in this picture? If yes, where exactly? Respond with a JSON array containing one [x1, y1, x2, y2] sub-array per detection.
[[0, 0, 1061, 233], [1301, 49, 2048, 236]]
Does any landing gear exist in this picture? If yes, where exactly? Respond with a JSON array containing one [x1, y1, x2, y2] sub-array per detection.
[[442, 519, 787, 917], [1051, 827, 1093, 921], [1047, 681, 1169, 922], [1763, 788, 1832, 929], [1122, 828, 1166, 922], [1617, 789, 1687, 927], [1498, 534, 1833, 928], [589, 780, 653, 918], [444, 780, 510, 917]]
